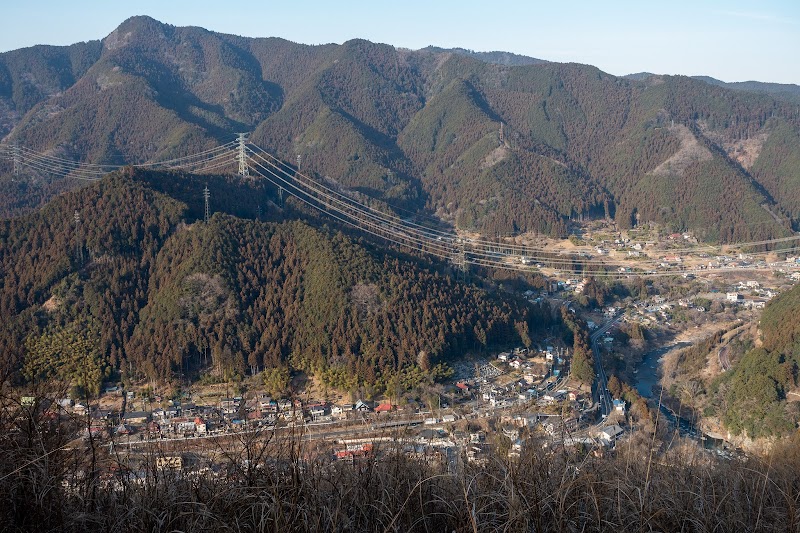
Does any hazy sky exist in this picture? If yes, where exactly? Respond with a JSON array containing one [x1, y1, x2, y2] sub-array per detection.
[[1, 0, 798, 84]]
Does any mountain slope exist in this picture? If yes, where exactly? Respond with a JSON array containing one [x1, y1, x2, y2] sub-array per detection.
[[0, 168, 543, 391], [707, 282, 800, 438], [2, 16, 800, 242]]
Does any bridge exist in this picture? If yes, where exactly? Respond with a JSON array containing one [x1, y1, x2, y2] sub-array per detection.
[[3, 135, 800, 279]]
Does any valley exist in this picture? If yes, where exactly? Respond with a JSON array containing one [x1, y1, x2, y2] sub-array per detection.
[[1, 13, 800, 532]]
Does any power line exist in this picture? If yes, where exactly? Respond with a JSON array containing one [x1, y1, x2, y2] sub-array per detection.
[[246, 142, 798, 279], [4, 137, 797, 280], [6, 141, 239, 182]]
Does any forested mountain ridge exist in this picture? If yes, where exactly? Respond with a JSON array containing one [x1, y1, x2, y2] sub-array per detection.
[[0, 167, 548, 392], [628, 72, 800, 101], [704, 281, 800, 438], [2, 16, 800, 242], [420, 46, 547, 66]]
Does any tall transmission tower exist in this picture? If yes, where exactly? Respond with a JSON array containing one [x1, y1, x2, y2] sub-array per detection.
[[203, 185, 210, 223], [237, 133, 249, 178], [74, 210, 84, 265], [452, 240, 467, 280]]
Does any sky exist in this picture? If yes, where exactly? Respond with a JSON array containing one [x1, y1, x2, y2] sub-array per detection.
[[1, 0, 798, 84]]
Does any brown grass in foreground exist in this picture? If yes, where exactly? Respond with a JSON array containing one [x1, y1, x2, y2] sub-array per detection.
[[2, 399, 800, 533]]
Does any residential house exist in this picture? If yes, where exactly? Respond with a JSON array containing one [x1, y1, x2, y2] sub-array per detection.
[[598, 425, 625, 445], [173, 417, 197, 434], [260, 397, 278, 412], [123, 411, 150, 426], [307, 403, 329, 420], [455, 382, 472, 394], [331, 404, 350, 417], [567, 390, 580, 402], [220, 398, 238, 415], [374, 403, 393, 414], [354, 400, 372, 412]]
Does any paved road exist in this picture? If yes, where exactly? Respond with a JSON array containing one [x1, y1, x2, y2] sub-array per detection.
[[590, 313, 622, 418]]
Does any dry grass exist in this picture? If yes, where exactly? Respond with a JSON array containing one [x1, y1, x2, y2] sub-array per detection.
[[2, 395, 800, 532]]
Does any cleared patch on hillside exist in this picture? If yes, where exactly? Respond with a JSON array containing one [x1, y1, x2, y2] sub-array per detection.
[[723, 133, 769, 170], [41, 295, 61, 312], [480, 145, 509, 169], [696, 120, 769, 171], [650, 124, 712, 177]]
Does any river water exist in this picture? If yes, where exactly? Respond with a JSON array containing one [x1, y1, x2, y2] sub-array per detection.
[[634, 341, 725, 449], [634, 341, 691, 398]]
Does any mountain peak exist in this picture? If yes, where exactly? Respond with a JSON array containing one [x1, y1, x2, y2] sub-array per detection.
[[103, 16, 171, 51]]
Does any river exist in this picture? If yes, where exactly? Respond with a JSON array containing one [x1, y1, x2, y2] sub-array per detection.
[[634, 341, 725, 449], [634, 341, 691, 398]]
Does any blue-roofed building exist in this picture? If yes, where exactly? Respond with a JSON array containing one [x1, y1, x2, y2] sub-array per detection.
[[613, 399, 626, 414]]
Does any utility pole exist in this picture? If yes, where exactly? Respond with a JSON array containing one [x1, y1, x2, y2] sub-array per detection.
[[74, 210, 84, 265], [237, 133, 249, 178], [499, 123, 504, 145], [296, 154, 302, 172], [203, 185, 210, 223]]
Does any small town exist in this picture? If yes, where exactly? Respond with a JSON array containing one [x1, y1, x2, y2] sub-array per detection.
[[16, 222, 794, 481]]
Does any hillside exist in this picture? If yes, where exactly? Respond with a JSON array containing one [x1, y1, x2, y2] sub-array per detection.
[[0, 168, 546, 392], [2, 16, 800, 242], [704, 282, 800, 438], [663, 281, 800, 440]]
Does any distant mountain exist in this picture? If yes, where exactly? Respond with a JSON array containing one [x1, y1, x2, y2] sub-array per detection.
[[626, 72, 800, 100], [420, 46, 547, 66], [2, 16, 800, 243], [691, 75, 800, 99]]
